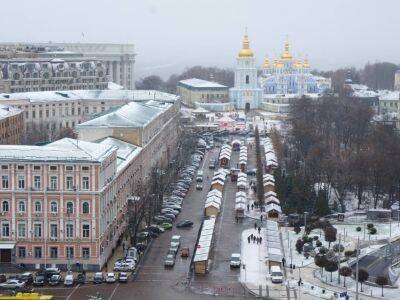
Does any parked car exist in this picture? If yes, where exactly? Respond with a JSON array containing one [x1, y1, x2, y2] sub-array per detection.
[[167, 247, 177, 257], [147, 225, 165, 234], [44, 267, 61, 281], [136, 231, 150, 241], [176, 220, 193, 228], [230, 253, 241, 268], [164, 254, 175, 267], [126, 247, 139, 263], [135, 243, 147, 252], [93, 272, 104, 284], [196, 183, 203, 190], [0, 279, 26, 289], [33, 274, 45, 287], [119, 272, 128, 283], [64, 273, 74, 286], [114, 259, 125, 271], [0, 275, 6, 284], [49, 274, 62, 286], [270, 266, 284, 283], [161, 208, 179, 216], [76, 273, 86, 284], [170, 235, 181, 248], [20, 272, 33, 284], [163, 204, 181, 211], [106, 273, 116, 283], [162, 213, 176, 221], [160, 222, 173, 230], [180, 247, 190, 258]]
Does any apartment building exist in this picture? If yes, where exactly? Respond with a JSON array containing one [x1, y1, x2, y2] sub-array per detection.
[[0, 105, 24, 144], [0, 91, 180, 270]]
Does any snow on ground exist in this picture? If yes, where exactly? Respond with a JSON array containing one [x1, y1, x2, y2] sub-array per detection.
[[240, 228, 268, 286], [287, 279, 337, 299], [314, 267, 400, 298], [333, 222, 400, 242]]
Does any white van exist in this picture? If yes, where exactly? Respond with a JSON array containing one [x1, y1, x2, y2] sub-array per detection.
[[270, 266, 283, 283], [64, 273, 74, 286], [126, 247, 138, 263]]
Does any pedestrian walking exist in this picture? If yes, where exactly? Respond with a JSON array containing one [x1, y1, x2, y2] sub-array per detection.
[[259, 237, 262, 244], [282, 257, 286, 267], [258, 226, 261, 234], [247, 204, 250, 212], [235, 216, 238, 223], [251, 203, 254, 210], [247, 236, 251, 244], [253, 237, 256, 244], [254, 222, 257, 230], [256, 237, 260, 244], [260, 214, 263, 222]]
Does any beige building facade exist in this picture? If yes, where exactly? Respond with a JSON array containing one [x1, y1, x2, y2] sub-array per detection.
[[0, 105, 24, 145]]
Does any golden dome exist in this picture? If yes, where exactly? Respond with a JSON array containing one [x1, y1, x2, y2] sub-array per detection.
[[294, 60, 303, 68], [303, 57, 310, 68], [281, 40, 293, 60], [274, 59, 283, 68], [263, 57, 270, 68], [238, 33, 254, 58]]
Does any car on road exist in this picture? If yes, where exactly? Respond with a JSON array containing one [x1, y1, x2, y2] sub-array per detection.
[[20, 272, 33, 284], [230, 253, 241, 268], [44, 267, 61, 282], [270, 266, 284, 283], [196, 183, 203, 190], [170, 235, 181, 248], [119, 272, 128, 283], [164, 254, 175, 267], [161, 208, 179, 216], [246, 168, 257, 176], [146, 225, 165, 234], [106, 273, 116, 283], [64, 273, 74, 286], [160, 214, 175, 222], [93, 272, 104, 284], [160, 222, 173, 230], [33, 274, 45, 287], [49, 274, 62, 286], [167, 247, 177, 257], [180, 247, 190, 258], [176, 220, 193, 228]]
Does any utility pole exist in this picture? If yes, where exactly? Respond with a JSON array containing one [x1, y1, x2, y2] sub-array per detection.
[[355, 237, 360, 300], [337, 233, 341, 284]]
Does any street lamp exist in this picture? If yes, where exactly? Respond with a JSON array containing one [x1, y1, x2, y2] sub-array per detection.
[[303, 212, 308, 234]]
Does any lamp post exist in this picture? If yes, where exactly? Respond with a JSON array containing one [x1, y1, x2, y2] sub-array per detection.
[[66, 211, 71, 272], [355, 237, 360, 300], [303, 212, 308, 234]]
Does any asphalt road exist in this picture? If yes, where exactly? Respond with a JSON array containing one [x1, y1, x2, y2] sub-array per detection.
[[34, 141, 258, 299]]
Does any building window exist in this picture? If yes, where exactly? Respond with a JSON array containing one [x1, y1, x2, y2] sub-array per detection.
[[34, 201, 42, 213], [34, 247, 42, 258], [2, 201, 9, 212], [82, 166, 89, 172], [82, 177, 90, 190], [82, 224, 90, 238], [66, 247, 74, 259], [50, 224, 58, 238], [50, 201, 58, 213], [2, 223, 10, 237], [82, 247, 90, 259], [33, 165, 41, 171], [50, 176, 57, 190], [66, 224, 74, 238], [34, 176, 41, 189], [1, 175, 8, 189], [18, 247, 26, 258], [50, 247, 58, 258], [50, 165, 57, 171], [18, 175, 25, 189], [34, 223, 42, 238], [18, 201, 26, 213], [66, 176, 73, 190], [82, 202, 90, 214], [18, 223, 26, 237], [66, 202, 74, 214], [17, 165, 24, 170], [65, 165, 73, 171]]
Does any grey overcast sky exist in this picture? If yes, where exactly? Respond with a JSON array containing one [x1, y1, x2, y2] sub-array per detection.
[[0, 0, 399, 78]]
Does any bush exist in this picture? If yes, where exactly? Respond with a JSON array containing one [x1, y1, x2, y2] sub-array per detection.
[[319, 246, 328, 254], [356, 226, 362, 232], [367, 223, 374, 229], [296, 239, 304, 254], [333, 243, 345, 253], [313, 236, 319, 241], [304, 252, 310, 259], [369, 227, 377, 235], [294, 226, 301, 234], [302, 235, 309, 243], [316, 240, 322, 247]]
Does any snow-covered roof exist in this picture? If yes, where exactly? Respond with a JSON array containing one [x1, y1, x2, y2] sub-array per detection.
[[178, 78, 227, 89], [77, 101, 171, 129], [207, 189, 222, 198], [379, 91, 400, 101], [0, 138, 116, 163], [266, 203, 282, 213], [0, 89, 178, 103], [0, 104, 22, 119], [205, 201, 220, 210]]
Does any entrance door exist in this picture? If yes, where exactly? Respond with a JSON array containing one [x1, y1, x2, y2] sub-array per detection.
[[0, 249, 11, 263], [245, 102, 250, 113]]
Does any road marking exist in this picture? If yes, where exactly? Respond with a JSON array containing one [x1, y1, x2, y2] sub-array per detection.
[[108, 282, 120, 300], [66, 283, 80, 300]]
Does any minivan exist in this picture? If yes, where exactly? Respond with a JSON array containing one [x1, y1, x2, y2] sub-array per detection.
[[270, 266, 283, 283]]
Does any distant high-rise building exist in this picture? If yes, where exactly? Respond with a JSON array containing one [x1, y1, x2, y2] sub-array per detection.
[[394, 70, 400, 91]]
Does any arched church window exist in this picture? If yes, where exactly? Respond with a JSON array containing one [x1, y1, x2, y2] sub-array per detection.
[[246, 75, 249, 84]]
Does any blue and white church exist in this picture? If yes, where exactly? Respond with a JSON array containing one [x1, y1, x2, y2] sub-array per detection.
[[229, 33, 331, 110]]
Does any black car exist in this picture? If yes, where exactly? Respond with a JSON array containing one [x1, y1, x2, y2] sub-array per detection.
[[76, 273, 86, 284], [20, 273, 33, 285], [176, 220, 194, 228], [33, 274, 45, 287], [135, 243, 147, 252]]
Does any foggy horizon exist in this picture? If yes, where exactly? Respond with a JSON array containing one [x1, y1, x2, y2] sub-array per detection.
[[1, 0, 399, 79]]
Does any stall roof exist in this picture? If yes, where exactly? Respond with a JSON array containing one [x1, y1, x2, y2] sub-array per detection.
[[266, 203, 282, 213]]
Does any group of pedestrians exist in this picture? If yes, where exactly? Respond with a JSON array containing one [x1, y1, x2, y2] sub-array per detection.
[[247, 222, 263, 245]]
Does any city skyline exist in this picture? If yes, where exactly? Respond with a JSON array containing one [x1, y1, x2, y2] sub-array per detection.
[[0, 0, 399, 78]]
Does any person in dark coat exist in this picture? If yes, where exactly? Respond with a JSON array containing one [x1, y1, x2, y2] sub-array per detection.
[[259, 237, 262, 244], [282, 257, 286, 267], [247, 204, 250, 212], [248, 236, 251, 243], [258, 226, 261, 234], [254, 222, 257, 230], [251, 203, 254, 210]]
